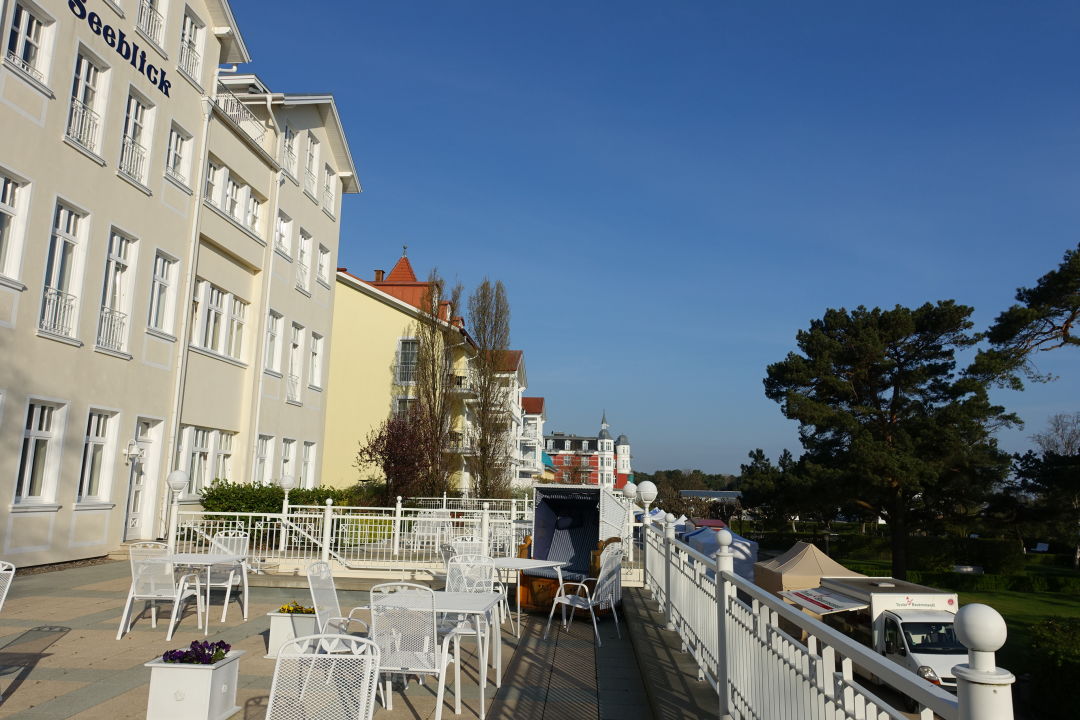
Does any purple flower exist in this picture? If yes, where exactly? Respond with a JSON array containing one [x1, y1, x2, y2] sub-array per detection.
[[162, 640, 231, 664]]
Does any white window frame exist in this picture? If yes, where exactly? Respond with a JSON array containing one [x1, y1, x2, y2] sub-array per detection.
[[322, 164, 335, 214], [77, 409, 114, 502], [316, 244, 330, 285], [0, 168, 29, 281], [225, 294, 246, 360], [264, 310, 282, 373], [303, 133, 319, 197], [192, 279, 246, 361], [147, 251, 177, 334], [16, 400, 63, 503], [282, 125, 298, 176], [224, 176, 241, 219], [166, 124, 192, 186], [176, 425, 233, 496], [214, 431, 234, 481], [254, 434, 273, 485], [67, 50, 106, 153], [301, 441, 316, 489], [397, 338, 419, 384], [280, 438, 295, 481], [309, 332, 323, 389], [178, 9, 203, 82], [287, 323, 304, 403], [119, 91, 153, 184], [296, 230, 311, 291], [274, 211, 292, 257], [5, 1, 54, 87], [205, 161, 221, 206], [97, 229, 136, 352], [40, 201, 85, 339], [245, 192, 262, 233]]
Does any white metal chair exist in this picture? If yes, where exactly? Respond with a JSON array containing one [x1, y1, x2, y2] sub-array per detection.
[[0, 561, 14, 614], [116, 542, 203, 640], [449, 538, 514, 633], [307, 561, 369, 637], [445, 554, 504, 686], [544, 543, 624, 646], [206, 530, 249, 622], [369, 582, 461, 719], [410, 511, 447, 551], [265, 634, 381, 720]]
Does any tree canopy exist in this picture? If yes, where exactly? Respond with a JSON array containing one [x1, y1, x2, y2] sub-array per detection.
[[764, 301, 1016, 577]]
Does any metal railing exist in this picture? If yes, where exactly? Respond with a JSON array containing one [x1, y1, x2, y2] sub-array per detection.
[[166, 161, 187, 186], [119, 136, 147, 183], [643, 521, 1015, 720], [282, 147, 297, 176], [6, 50, 44, 83], [136, 0, 164, 45], [178, 40, 200, 78], [304, 169, 318, 197], [40, 287, 77, 337], [322, 178, 334, 213], [295, 262, 309, 291], [214, 81, 266, 143], [66, 98, 100, 152], [286, 373, 301, 402], [274, 231, 289, 255], [96, 307, 127, 351]]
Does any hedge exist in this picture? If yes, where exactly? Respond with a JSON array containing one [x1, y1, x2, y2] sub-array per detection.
[[1029, 618, 1080, 718], [198, 479, 379, 514], [835, 563, 1080, 594]]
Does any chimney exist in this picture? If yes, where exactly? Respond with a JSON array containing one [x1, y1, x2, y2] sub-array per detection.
[[374, 269, 385, 282]]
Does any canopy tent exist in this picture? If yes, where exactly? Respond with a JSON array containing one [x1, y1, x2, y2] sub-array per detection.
[[683, 527, 758, 581], [753, 541, 864, 595]]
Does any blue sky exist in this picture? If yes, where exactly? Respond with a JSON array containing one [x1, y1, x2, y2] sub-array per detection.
[[235, 1, 1080, 474]]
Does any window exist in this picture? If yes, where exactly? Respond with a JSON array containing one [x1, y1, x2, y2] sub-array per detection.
[[309, 333, 323, 388], [97, 230, 134, 352], [40, 203, 82, 338], [397, 339, 419, 383], [6, 2, 47, 83], [303, 133, 319, 196], [202, 284, 223, 349], [287, 323, 303, 402], [17, 402, 59, 501], [166, 126, 190, 185], [301, 442, 315, 489], [224, 177, 241, 219], [225, 295, 246, 359], [136, 0, 165, 47], [67, 53, 103, 153], [281, 438, 295, 480], [120, 94, 150, 183], [214, 431, 234, 481], [296, 230, 311, 291], [264, 311, 282, 372], [274, 212, 292, 256], [184, 426, 210, 494], [178, 11, 202, 80], [394, 397, 415, 416], [204, 161, 220, 204], [147, 252, 176, 333], [0, 172, 24, 279], [282, 126, 298, 176], [254, 434, 273, 484], [78, 411, 111, 501], [245, 193, 262, 232], [322, 165, 335, 213], [317, 245, 330, 284]]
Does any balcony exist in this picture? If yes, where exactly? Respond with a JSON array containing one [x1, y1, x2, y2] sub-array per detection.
[[6, 50, 44, 83], [66, 99, 100, 153], [119, 136, 147, 183], [40, 287, 77, 337], [96, 307, 127, 352], [286, 373, 301, 403], [136, 0, 164, 46], [165, 160, 187, 186], [446, 432, 475, 455], [178, 40, 200, 79], [448, 373, 478, 397], [214, 81, 266, 144]]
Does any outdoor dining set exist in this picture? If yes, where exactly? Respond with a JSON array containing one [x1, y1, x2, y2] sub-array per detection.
[[108, 525, 626, 720]]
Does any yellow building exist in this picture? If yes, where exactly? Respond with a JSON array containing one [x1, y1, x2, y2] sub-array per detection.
[[321, 254, 476, 491]]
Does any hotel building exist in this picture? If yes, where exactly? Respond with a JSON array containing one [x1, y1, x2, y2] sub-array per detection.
[[0, 0, 358, 566]]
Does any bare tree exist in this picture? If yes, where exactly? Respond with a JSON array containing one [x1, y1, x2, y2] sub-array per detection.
[[467, 279, 513, 498], [1032, 412, 1080, 456], [411, 270, 465, 496]]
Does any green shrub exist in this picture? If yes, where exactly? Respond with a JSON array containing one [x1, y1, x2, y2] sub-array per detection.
[[1029, 618, 1080, 718], [199, 479, 375, 513]]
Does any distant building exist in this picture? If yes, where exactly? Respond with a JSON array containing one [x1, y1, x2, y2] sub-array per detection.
[[544, 413, 633, 489], [515, 396, 546, 487]]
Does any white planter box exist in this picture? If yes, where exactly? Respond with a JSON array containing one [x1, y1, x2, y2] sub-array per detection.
[[144, 650, 244, 720], [265, 611, 319, 658]]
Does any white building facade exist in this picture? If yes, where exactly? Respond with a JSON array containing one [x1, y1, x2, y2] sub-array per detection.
[[0, 0, 358, 566]]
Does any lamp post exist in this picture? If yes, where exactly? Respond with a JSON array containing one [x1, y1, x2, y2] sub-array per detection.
[[637, 480, 657, 527], [621, 482, 638, 562], [278, 475, 296, 553], [165, 470, 189, 553]]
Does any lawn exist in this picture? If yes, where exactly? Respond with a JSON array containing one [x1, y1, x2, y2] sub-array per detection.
[[955, 589, 1080, 672]]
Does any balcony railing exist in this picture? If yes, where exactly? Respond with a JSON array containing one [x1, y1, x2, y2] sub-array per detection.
[[322, 180, 334, 213], [6, 51, 44, 83], [286, 373, 301, 403], [96, 306, 128, 351], [274, 232, 289, 255], [214, 81, 266, 143], [304, 169, 318, 197], [136, 0, 164, 46], [282, 147, 297, 176], [119, 136, 147, 183], [296, 262, 309, 291], [66, 98, 100, 153], [166, 161, 187, 186], [178, 40, 200, 79], [40, 287, 77, 337]]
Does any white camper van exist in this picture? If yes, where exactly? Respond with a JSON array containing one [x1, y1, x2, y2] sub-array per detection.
[[781, 576, 966, 692]]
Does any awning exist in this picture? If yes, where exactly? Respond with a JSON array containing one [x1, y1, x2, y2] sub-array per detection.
[[780, 587, 868, 615]]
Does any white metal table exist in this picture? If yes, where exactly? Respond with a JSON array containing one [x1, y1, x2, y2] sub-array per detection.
[[491, 557, 566, 638], [152, 553, 244, 639], [373, 590, 502, 720]]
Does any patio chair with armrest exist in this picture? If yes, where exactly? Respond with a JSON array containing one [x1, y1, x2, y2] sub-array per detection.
[[444, 554, 503, 687], [265, 634, 381, 720], [448, 538, 513, 632], [307, 561, 369, 637], [116, 542, 204, 640], [544, 543, 623, 646], [206, 530, 249, 622]]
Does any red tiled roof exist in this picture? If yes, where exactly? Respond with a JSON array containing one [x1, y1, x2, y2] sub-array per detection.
[[492, 349, 522, 373], [522, 397, 545, 414], [385, 256, 417, 282]]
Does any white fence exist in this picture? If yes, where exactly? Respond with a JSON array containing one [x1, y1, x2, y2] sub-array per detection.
[[643, 520, 1015, 720]]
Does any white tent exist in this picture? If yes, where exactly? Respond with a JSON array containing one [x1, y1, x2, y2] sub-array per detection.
[[684, 527, 758, 581]]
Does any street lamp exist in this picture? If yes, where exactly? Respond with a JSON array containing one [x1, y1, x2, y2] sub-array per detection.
[[621, 481, 638, 501], [278, 475, 297, 514], [165, 470, 189, 552], [637, 480, 657, 527]]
